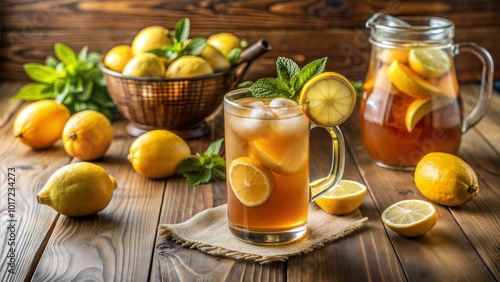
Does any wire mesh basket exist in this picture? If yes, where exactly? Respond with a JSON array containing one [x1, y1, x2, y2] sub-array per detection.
[[99, 39, 271, 138]]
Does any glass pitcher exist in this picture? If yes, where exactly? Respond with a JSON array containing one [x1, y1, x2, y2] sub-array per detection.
[[360, 13, 494, 170]]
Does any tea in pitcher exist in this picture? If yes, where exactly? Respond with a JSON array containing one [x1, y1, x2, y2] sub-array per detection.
[[360, 46, 463, 169]]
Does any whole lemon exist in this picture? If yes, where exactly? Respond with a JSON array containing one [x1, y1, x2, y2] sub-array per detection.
[[122, 53, 166, 78], [165, 56, 214, 78], [131, 25, 170, 56], [13, 100, 70, 149], [128, 129, 191, 179], [104, 45, 133, 73], [200, 44, 231, 72], [414, 152, 479, 206], [207, 32, 241, 57], [62, 110, 113, 161], [37, 162, 117, 217]]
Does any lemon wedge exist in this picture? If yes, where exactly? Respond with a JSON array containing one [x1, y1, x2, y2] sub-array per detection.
[[299, 72, 357, 127], [409, 48, 451, 78], [251, 139, 307, 175], [314, 180, 367, 215], [381, 199, 438, 237], [405, 95, 453, 132], [228, 157, 276, 207], [388, 60, 442, 98]]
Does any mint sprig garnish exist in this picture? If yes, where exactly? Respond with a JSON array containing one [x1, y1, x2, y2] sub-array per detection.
[[248, 56, 327, 102], [177, 138, 226, 187]]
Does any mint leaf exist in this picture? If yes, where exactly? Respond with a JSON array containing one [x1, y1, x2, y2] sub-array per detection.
[[205, 138, 224, 155], [249, 78, 291, 99], [177, 138, 226, 186], [23, 63, 58, 84], [290, 57, 327, 94], [238, 81, 253, 88], [276, 57, 299, 81], [184, 38, 207, 56], [227, 48, 241, 65], [175, 18, 190, 43], [55, 42, 77, 65]]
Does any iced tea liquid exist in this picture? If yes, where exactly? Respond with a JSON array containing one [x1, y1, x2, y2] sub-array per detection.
[[360, 46, 463, 169], [224, 97, 310, 234]]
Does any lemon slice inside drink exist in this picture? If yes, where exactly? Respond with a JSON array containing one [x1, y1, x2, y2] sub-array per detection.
[[409, 48, 451, 78], [387, 60, 442, 98], [381, 199, 438, 237], [405, 95, 453, 132], [228, 157, 276, 207], [313, 180, 367, 215], [299, 72, 357, 127]]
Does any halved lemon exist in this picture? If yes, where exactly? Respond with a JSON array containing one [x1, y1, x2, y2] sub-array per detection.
[[228, 156, 276, 207], [314, 180, 367, 215], [388, 60, 442, 98], [250, 137, 307, 175], [381, 199, 438, 237], [409, 48, 451, 78], [405, 95, 453, 132], [299, 72, 357, 127]]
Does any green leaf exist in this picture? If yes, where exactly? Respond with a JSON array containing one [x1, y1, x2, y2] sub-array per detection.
[[54, 42, 77, 65], [249, 78, 292, 99], [45, 56, 59, 68], [77, 79, 93, 101], [184, 38, 207, 56], [276, 57, 300, 81], [78, 45, 89, 62], [54, 80, 71, 103], [205, 138, 224, 155], [175, 18, 190, 43], [290, 57, 327, 93], [237, 81, 254, 88], [210, 156, 226, 180], [227, 48, 241, 65], [183, 168, 212, 187], [75, 101, 99, 112], [91, 87, 115, 107], [23, 63, 58, 84], [12, 83, 53, 100]]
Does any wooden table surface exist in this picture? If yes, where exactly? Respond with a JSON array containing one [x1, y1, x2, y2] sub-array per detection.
[[1, 82, 499, 281]]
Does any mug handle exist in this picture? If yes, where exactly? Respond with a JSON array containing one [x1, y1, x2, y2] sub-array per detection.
[[455, 42, 494, 133], [309, 125, 345, 202]]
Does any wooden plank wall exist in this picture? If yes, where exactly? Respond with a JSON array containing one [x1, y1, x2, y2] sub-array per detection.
[[1, 0, 499, 83]]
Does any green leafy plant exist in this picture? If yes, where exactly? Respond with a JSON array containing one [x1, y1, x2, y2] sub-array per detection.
[[242, 56, 327, 102], [177, 138, 226, 187], [148, 18, 207, 61], [13, 43, 116, 120]]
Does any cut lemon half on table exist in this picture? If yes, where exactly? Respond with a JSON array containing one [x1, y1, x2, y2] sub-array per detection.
[[405, 95, 454, 132], [381, 199, 438, 237], [409, 48, 451, 78], [228, 156, 276, 207], [251, 139, 307, 175], [314, 180, 367, 215], [388, 60, 442, 98], [299, 72, 357, 127]]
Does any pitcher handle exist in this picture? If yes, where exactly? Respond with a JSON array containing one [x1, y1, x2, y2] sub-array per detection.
[[309, 125, 345, 202], [455, 42, 494, 133]]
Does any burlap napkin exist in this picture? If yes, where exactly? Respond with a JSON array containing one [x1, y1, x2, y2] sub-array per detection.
[[158, 204, 367, 264]]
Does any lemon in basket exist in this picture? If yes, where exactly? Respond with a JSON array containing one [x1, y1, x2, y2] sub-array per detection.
[[166, 56, 214, 78], [131, 25, 171, 56], [122, 53, 166, 78]]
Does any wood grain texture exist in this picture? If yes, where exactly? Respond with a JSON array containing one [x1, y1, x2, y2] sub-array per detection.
[[30, 122, 166, 281], [1, 0, 499, 81], [0, 85, 73, 282], [343, 88, 500, 281]]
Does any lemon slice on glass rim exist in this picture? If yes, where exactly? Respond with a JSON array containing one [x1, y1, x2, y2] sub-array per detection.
[[299, 72, 357, 127]]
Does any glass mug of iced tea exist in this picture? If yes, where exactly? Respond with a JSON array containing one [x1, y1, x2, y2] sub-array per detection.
[[360, 14, 494, 170], [224, 88, 346, 244]]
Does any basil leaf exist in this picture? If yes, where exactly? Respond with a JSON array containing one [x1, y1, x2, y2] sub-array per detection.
[[23, 63, 58, 84], [184, 38, 207, 56], [91, 86, 115, 107], [78, 45, 88, 62], [249, 78, 292, 99], [55, 42, 77, 65], [77, 79, 93, 101], [45, 56, 58, 68], [276, 57, 300, 81], [12, 83, 52, 100], [175, 18, 190, 43]]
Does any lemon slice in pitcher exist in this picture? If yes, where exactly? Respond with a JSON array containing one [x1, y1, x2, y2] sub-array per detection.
[[409, 48, 451, 78], [405, 95, 453, 132], [299, 72, 357, 127], [228, 157, 276, 207], [388, 60, 442, 98]]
